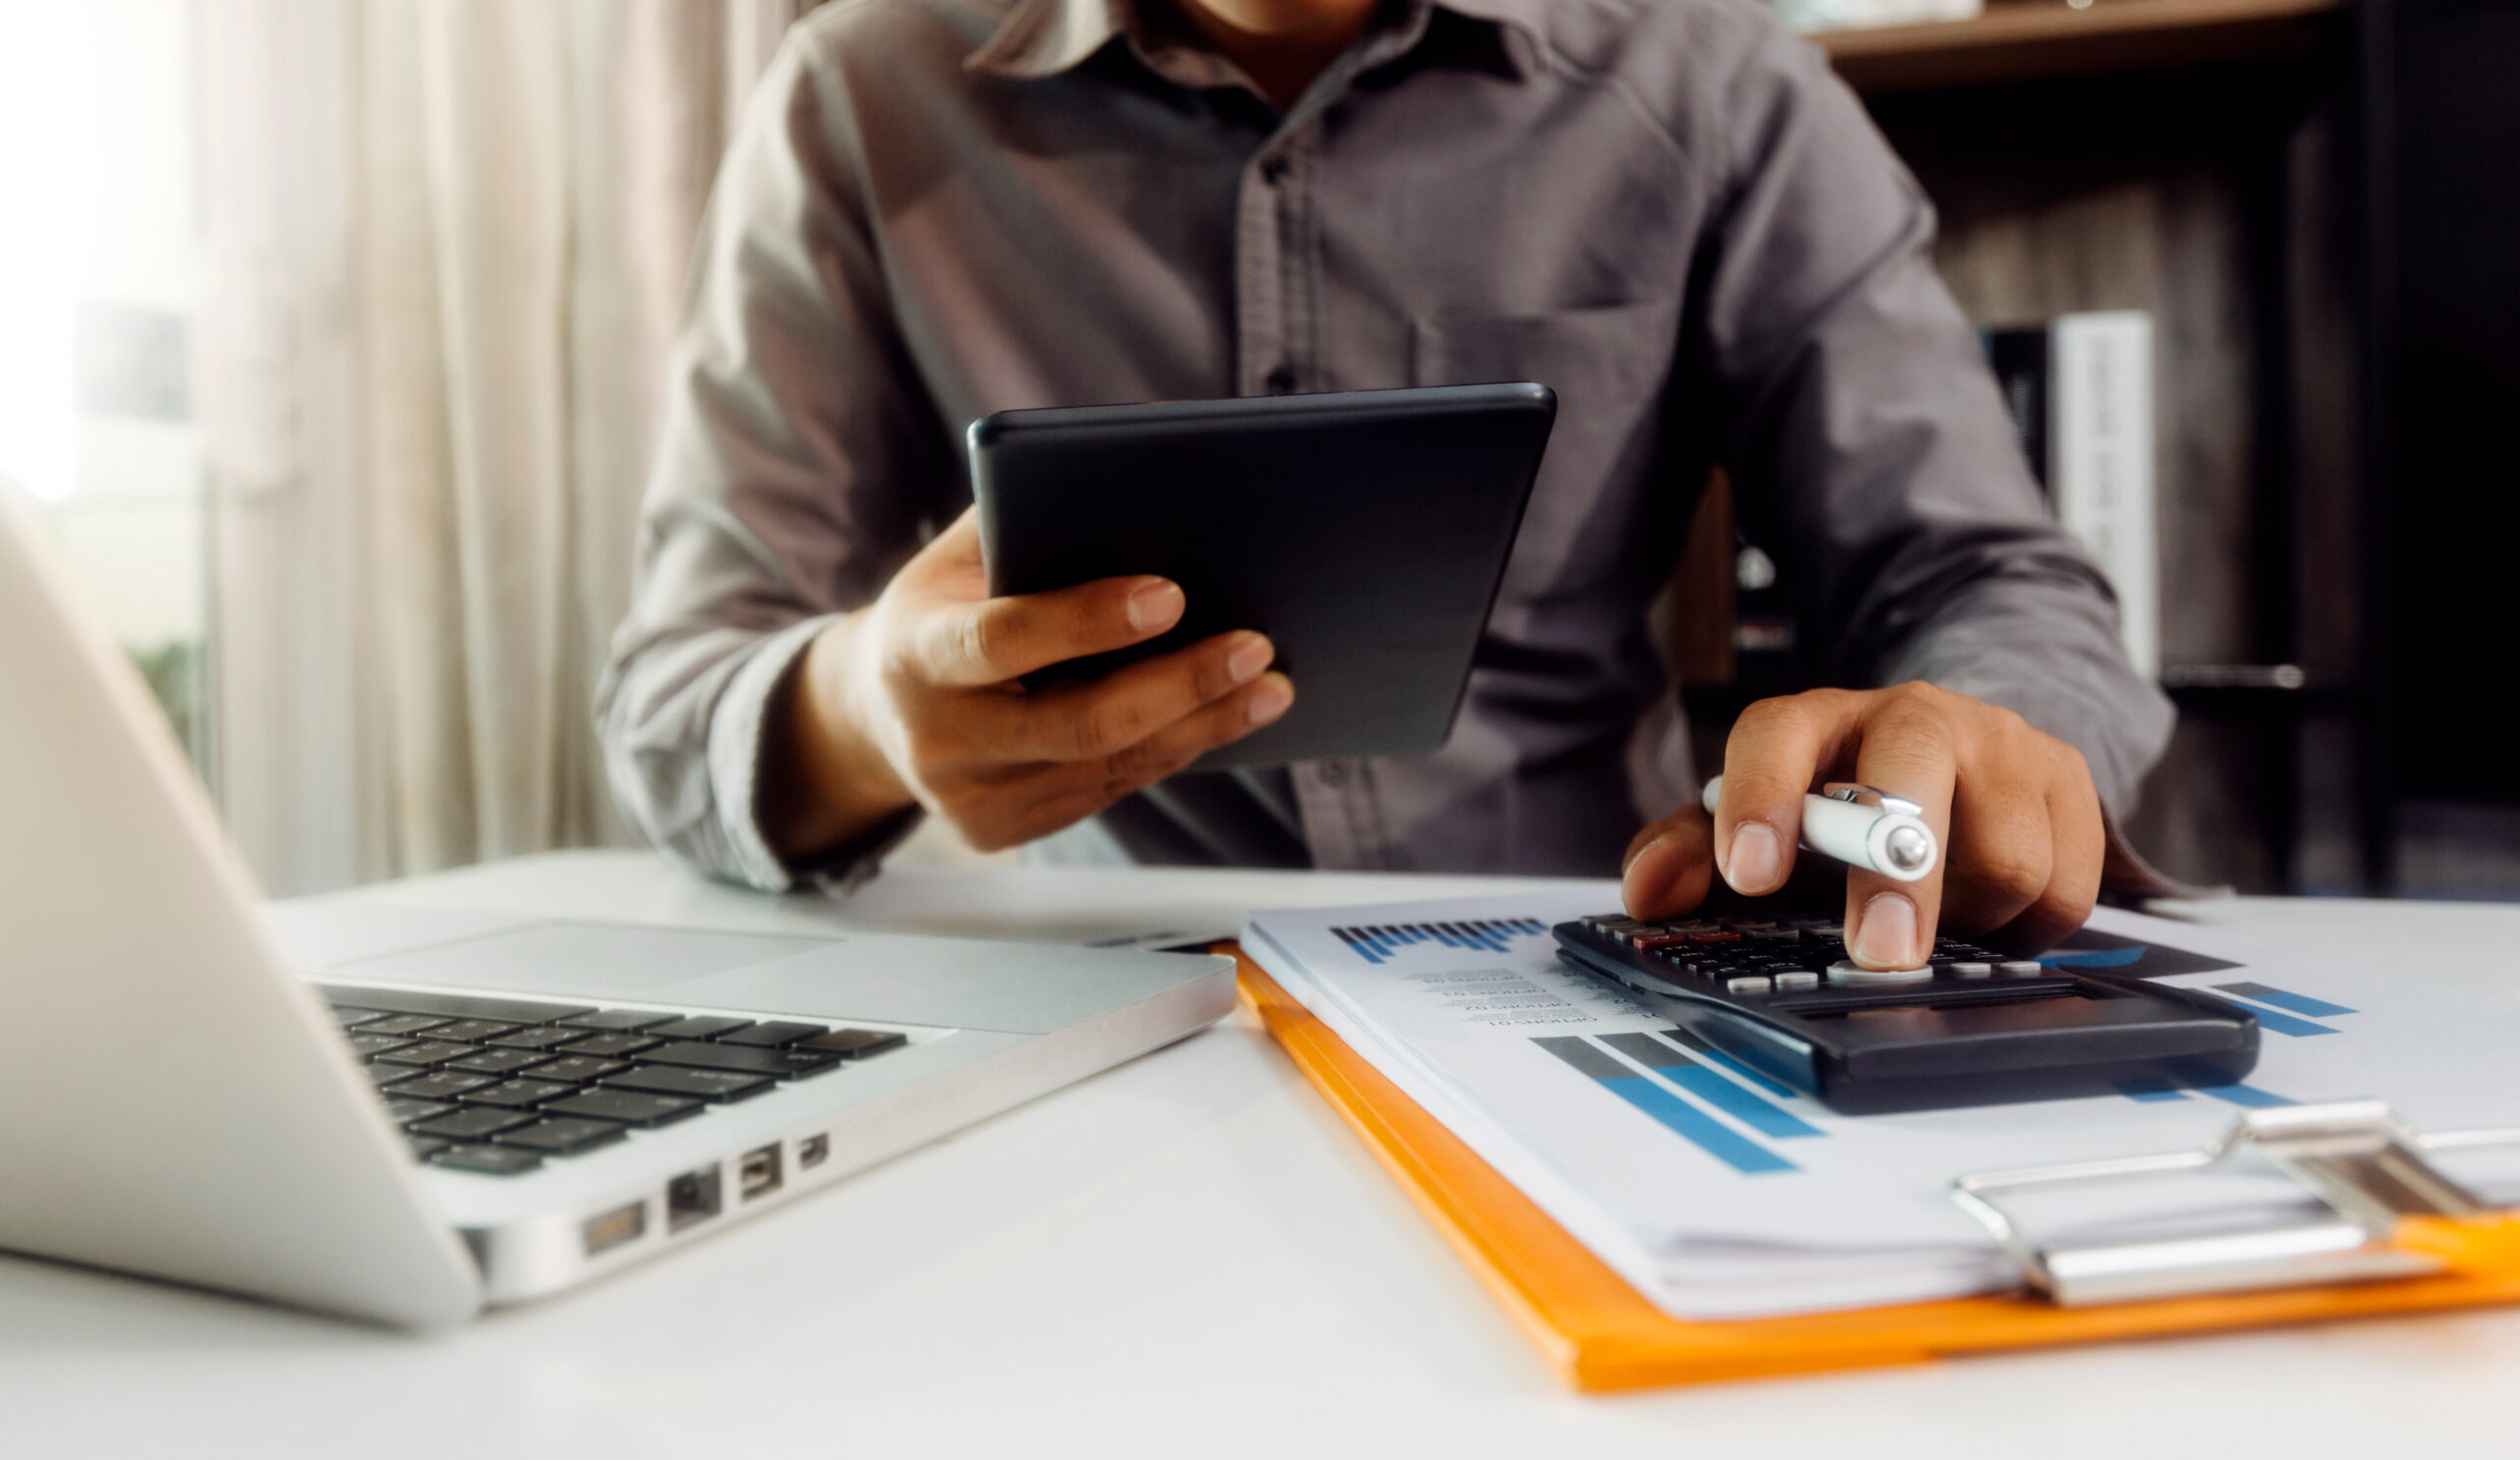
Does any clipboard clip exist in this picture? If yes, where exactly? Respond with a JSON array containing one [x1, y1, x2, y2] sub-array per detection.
[[1952, 1101, 2520, 1306]]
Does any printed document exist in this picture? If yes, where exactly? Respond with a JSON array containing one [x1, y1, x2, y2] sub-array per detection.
[[1243, 890, 2520, 1318]]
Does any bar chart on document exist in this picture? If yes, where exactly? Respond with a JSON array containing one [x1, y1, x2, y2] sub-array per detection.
[[1305, 907, 2360, 1175], [1243, 891, 2520, 1317], [2042, 927, 2366, 1111], [1331, 918, 1553, 962]]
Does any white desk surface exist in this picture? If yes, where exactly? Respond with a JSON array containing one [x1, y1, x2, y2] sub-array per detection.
[[10, 852, 2520, 1457]]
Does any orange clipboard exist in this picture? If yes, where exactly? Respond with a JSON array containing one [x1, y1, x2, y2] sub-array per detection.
[[1229, 947, 2520, 1391]]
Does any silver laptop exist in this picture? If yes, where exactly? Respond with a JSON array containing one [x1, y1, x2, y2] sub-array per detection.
[[0, 494, 1233, 1325]]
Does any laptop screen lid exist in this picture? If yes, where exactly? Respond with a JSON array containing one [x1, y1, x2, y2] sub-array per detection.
[[0, 494, 479, 1325]]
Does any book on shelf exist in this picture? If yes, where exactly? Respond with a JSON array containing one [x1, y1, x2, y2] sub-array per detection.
[[1981, 310, 2160, 680]]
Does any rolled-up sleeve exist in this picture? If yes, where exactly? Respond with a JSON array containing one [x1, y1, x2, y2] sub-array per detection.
[[1692, 20, 2174, 816], [595, 32, 946, 889]]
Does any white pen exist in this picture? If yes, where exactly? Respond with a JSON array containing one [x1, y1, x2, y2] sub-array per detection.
[[1700, 777, 1938, 883]]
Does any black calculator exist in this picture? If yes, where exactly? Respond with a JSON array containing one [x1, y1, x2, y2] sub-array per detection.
[[1552, 914, 2260, 1113]]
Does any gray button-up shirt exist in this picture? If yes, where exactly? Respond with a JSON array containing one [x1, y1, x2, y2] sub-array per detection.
[[597, 0, 2174, 891]]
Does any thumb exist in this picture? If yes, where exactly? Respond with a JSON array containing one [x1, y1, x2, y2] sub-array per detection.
[[1621, 805, 1717, 921]]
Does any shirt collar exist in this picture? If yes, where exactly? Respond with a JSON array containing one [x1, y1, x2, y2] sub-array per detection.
[[966, 0, 1543, 82], [966, 0, 1131, 79]]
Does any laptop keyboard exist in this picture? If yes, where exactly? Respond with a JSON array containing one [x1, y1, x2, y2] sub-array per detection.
[[316, 984, 907, 1176]]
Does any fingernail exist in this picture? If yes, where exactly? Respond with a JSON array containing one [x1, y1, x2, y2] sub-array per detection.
[[1622, 832, 1667, 877], [1247, 676, 1292, 726], [1227, 634, 1272, 684], [1128, 579, 1183, 631], [1852, 892, 1920, 968], [1726, 822, 1783, 895]]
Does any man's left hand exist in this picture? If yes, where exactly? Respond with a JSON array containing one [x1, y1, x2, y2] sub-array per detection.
[[1619, 683, 2105, 969]]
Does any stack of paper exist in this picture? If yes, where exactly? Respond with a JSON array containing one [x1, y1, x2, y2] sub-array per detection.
[[1243, 890, 2520, 1318]]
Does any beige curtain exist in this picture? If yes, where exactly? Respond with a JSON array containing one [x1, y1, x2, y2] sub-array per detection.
[[346, 0, 816, 877]]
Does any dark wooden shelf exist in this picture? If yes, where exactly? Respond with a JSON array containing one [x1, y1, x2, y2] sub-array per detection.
[[1819, 0, 2340, 95]]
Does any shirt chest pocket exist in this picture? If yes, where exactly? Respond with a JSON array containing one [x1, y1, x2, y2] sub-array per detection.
[[1409, 299, 1684, 605]]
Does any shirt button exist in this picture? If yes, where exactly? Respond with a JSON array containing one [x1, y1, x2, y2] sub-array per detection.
[[1259, 155, 1289, 185], [1264, 365, 1296, 395]]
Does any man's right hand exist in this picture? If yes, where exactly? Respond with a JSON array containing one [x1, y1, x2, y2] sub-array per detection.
[[762, 507, 1294, 858]]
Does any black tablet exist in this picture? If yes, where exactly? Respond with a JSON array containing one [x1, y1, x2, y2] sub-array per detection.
[[969, 383, 1555, 769]]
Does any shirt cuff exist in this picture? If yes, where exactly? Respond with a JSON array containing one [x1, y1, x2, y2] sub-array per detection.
[[703, 611, 910, 893]]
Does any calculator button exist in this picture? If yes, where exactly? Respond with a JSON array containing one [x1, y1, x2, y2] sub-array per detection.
[[1949, 962, 1994, 979], [1999, 961, 2047, 977], [1827, 959, 1933, 985], [1773, 971, 1820, 991], [1724, 976, 1773, 994]]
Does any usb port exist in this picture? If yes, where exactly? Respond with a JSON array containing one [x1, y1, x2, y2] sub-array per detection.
[[739, 1143, 784, 1201], [582, 1200, 648, 1257], [798, 1133, 830, 1170], [665, 1166, 722, 1233]]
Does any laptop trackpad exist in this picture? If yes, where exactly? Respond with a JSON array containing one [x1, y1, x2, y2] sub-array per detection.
[[322, 921, 837, 998]]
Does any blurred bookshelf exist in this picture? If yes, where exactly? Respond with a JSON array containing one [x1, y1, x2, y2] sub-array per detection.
[[1675, 0, 2390, 894], [1663, 0, 2520, 898]]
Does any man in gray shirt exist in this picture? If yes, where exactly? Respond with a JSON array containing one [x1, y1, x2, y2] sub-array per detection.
[[598, 0, 2174, 970]]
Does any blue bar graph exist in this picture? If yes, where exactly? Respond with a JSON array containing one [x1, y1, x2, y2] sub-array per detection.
[[2119, 1076, 2294, 1108], [1333, 916, 1549, 964], [2117, 1077, 2191, 1103], [1654, 1027, 1802, 1099], [1597, 1033, 1823, 1140], [2194, 1083, 2296, 1109], [1533, 1037, 1797, 1174], [2216, 981, 2358, 1019], [2170, 980, 2362, 1038], [2206, 997, 2337, 1039]]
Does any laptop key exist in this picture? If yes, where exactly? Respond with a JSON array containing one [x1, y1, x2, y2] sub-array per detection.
[[382, 1098, 458, 1126], [356, 1013, 455, 1038], [429, 1143, 544, 1175], [492, 1117, 629, 1157], [332, 1006, 391, 1030], [389, 1070, 498, 1102], [564, 1032, 662, 1059], [447, 1047, 554, 1077], [543, 1089, 706, 1128], [347, 1033, 415, 1059], [524, 1055, 631, 1085], [643, 1015, 754, 1041], [639, 1041, 841, 1079], [458, 1077, 575, 1110], [374, 1041, 480, 1069], [716, 1021, 831, 1047], [794, 1028, 908, 1059], [311, 984, 595, 1025], [366, 1064, 417, 1091], [407, 1135, 449, 1160], [558, 1008, 680, 1033], [410, 1107, 536, 1142], [425, 1019, 520, 1044], [599, 1065, 777, 1103], [483, 1026, 597, 1051]]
